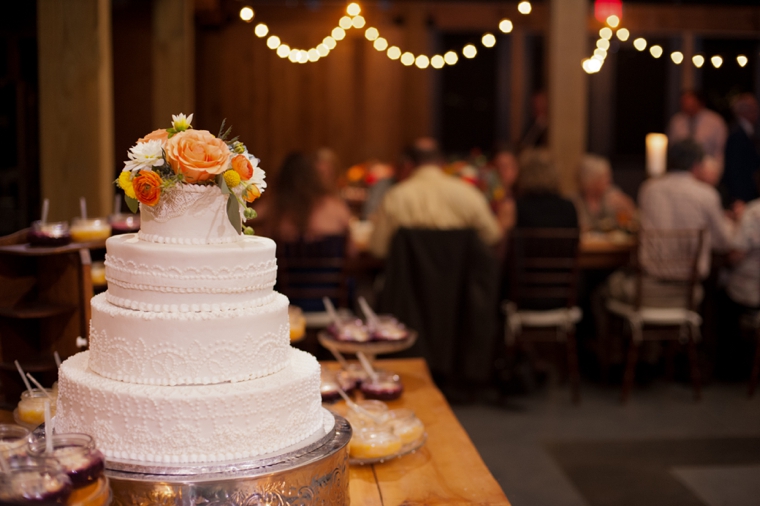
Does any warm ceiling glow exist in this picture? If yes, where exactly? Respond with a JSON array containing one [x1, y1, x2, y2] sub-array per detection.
[[499, 19, 513, 34], [463, 44, 477, 59], [346, 2, 361, 16], [518, 1, 532, 15], [633, 38, 647, 51], [670, 51, 684, 64], [482, 33, 496, 48], [332, 27, 346, 41], [599, 27, 613, 40], [339, 16, 353, 29], [737, 55, 748, 67], [387, 46, 402, 60], [616, 28, 630, 41], [276, 44, 290, 58], [431, 55, 445, 69], [266, 36, 280, 49], [401, 52, 415, 66], [444, 51, 459, 65], [711, 55, 723, 68], [254, 23, 268, 38], [317, 44, 329, 57], [365, 27, 379, 41], [415, 55, 430, 69], [649, 45, 663, 58], [597, 38, 610, 51], [373, 37, 388, 51], [323, 36, 337, 49], [692, 55, 705, 68], [352, 16, 366, 29], [239, 7, 254, 22], [606, 15, 620, 28]]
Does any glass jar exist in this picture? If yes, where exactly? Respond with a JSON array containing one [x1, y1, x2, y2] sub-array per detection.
[[28, 434, 105, 490], [109, 213, 140, 235], [0, 424, 31, 459], [369, 315, 409, 341], [18, 389, 57, 427], [360, 371, 404, 401], [28, 221, 71, 247], [0, 461, 73, 505], [345, 399, 390, 430], [348, 426, 402, 460], [387, 409, 425, 445], [328, 317, 370, 342], [70, 218, 111, 243]]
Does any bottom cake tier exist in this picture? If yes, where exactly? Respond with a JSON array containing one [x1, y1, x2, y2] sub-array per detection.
[[55, 349, 323, 464]]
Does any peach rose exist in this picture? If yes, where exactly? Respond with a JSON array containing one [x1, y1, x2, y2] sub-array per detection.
[[132, 170, 162, 207], [164, 130, 231, 183], [137, 129, 169, 144], [231, 154, 253, 180], [243, 184, 261, 203]]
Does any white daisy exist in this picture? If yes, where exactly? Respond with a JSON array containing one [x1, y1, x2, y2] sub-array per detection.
[[123, 140, 165, 173], [171, 113, 193, 132], [245, 151, 266, 193]]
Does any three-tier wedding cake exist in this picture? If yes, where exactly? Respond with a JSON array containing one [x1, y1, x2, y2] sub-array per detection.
[[56, 115, 324, 464]]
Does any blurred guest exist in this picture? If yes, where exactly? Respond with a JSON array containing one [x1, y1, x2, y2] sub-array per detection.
[[484, 148, 520, 231], [361, 161, 395, 220], [314, 147, 341, 193], [520, 91, 548, 151], [368, 138, 502, 258], [722, 93, 760, 204], [266, 152, 351, 242], [514, 149, 578, 229], [668, 89, 728, 170], [574, 154, 636, 232]]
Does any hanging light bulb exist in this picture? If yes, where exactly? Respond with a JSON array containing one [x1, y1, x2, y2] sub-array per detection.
[[317, 44, 330, 57], [481, 33, 496, 48], [606, 15, 620, 28], [332, 27, 346, 41], [518, 1, 532, 15], [444, 51, 459, 65], [415, 55, 430, 69], [499, 19, 513, 34], [352, 16, 366, 29], [373, 37, 388, 51], [346, 2, 361, 16], [737, 55, 748, 67], [633, 38, 647, 51], [365, 27, 379, 41], [323, 36, 337, 50], [599, 27, 613, 40], [254, 23, 268, 38], [692, 55, 705, 68], [670, 51, 684, 64], [339, 16, 353, 29], [711, 55, 723, 68], [401, 52, 415, 66], [387, 46, 402, 60], [239, 7, 254, 22], [597, 38, 610, 51], [431, 55, 445, 69], [266, 36, 280, 50], [276, 44, 290, 58], [463, 44, 477, 58], [649, 45, 663, 58], [616, 28, 629, 41]]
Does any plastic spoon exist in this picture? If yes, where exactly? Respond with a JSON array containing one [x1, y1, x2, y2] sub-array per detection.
[[26, 374, 52, 399], [14, 360, 32, 394], [79, 197, 87, 220], [336, 387, 384, 425], [358, 296, 379, 327], [41, 199, 49, 225], [113, 194, 122, 216], [357, 351, 379, 382], [44, 401, 53, 455], [54, 352, 61, 369]]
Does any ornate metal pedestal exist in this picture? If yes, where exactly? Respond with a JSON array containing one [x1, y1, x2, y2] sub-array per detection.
[[104, 410, 351, 506]]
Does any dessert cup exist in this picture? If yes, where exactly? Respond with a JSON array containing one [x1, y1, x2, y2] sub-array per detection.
[[17, 390, 57, 427], [0, 424, 32, 459], [108, 213, 140, 235], [28, 434, 105, 490], [0, 461, 73, 505], [387, 409, 425, 445], [70, 218, 111, 243], [369, 315, 409, 342], [348, 426, 402, 460], [360, 372, 403, 401], [28, 221, 71, 248]]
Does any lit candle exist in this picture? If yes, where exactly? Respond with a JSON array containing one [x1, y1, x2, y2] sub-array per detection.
[[646, 133, 668, 177]]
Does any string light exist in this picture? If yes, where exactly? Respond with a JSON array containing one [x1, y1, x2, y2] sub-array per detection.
[[352, 16, 366, 29], [650, 45, 663, 58], [737, 55, 748, 67], [373, 37, 388, 51], [518, 1, 532, 15], [339, 16, 352, 29], [401, 52, 415, 66], [431, 55, 445, 69], [276, 44, 290, 58], [711, 55, 723, 68], [594, 48, 607, 59], [463, 44, 477, 59], [616, 28, 629, 41], [599, 27, 613, 40], [332, 27, 346, 40], [323, 36, 337, 50], [606, 15, 620, 28], [266, 35, 280, 49], [365, 27, 379, 41], [239, 7, 254, 22], [415, 55, 430, 69], [387, 46, 401, 60], [692, 55, 705, 68], [597, 38, 610, 51], [499, 19, 513, 33], [482, 33, 496, 48], [254, 23, 268, 37], [670, 51, 684, 64], [633, 38, 647, 51], [444, 51, 459, 65], [346, 2, 361, 16], [308, 49, 320, 62], [317, 44, 329, 57]]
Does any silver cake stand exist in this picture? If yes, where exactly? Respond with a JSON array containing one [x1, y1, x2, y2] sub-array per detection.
[[102, 409, 351, 506]]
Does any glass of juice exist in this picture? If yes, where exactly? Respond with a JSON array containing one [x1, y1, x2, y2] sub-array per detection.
[[70, 218, 111, 243]]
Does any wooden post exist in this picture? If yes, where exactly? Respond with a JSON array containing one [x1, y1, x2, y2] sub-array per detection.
[[38, 0, 114, 221], [152, 0, 195, 128], [548, 0, 588, 195]]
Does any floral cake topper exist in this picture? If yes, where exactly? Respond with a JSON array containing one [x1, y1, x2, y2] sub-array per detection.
[[116, 114, 266, 234]]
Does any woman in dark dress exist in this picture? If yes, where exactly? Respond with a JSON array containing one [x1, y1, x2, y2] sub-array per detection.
[[514, 149, 578, 229]]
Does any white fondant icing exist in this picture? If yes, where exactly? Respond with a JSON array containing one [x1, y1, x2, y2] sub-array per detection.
[[104, 234, 277, 311], [56, 350, 323, 463], [88, 293, 291, 385], [138, 184, 242, 245]]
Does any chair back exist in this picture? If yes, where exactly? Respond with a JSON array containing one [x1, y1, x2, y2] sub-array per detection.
[[508, 228, 581, 310], [635, 228, 704, 310], [275, 234, 349, 310]]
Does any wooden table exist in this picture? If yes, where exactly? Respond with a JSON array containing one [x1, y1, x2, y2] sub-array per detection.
[[324, 358, 511, 505], [578, 234, 636, 270]]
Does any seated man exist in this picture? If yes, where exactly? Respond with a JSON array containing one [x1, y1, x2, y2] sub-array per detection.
[[609, 139, 734, 307], [574, 154, 636, 232], [368, 138, 502, 258]]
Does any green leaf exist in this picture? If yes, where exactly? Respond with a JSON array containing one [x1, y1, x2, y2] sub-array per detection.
[[226, 194, 241, 232], [219, 176, 231, 195], [125, 195, 139, 213]]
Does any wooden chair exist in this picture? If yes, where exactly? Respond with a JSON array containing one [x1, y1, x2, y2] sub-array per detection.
[[605, 229, 704, 403], [503, 228, 582, 403], [276, 235, 349, 328]]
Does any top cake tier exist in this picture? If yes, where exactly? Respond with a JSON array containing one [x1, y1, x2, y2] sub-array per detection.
[[139, 184, 242, 245]]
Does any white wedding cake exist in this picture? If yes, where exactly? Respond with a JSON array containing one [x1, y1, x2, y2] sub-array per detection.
[[55, 185, 324, 464]]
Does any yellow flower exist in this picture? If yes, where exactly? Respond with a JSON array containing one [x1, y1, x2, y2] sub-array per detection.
[[223, 169, 241, 188], [171, 113, 194, 132], [118, 171, 136, 199]]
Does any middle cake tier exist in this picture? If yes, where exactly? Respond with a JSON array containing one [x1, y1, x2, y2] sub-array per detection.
[[104, 233, 278, 312], [88, 292, 291, 385]]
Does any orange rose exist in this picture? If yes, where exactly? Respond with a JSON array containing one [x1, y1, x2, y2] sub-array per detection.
[[164, 130, 231, 183], [231, 154, 253, 180], [243, 185, 261, 203], [137, 129, 169, 144], [132, 170, 163, 207]]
